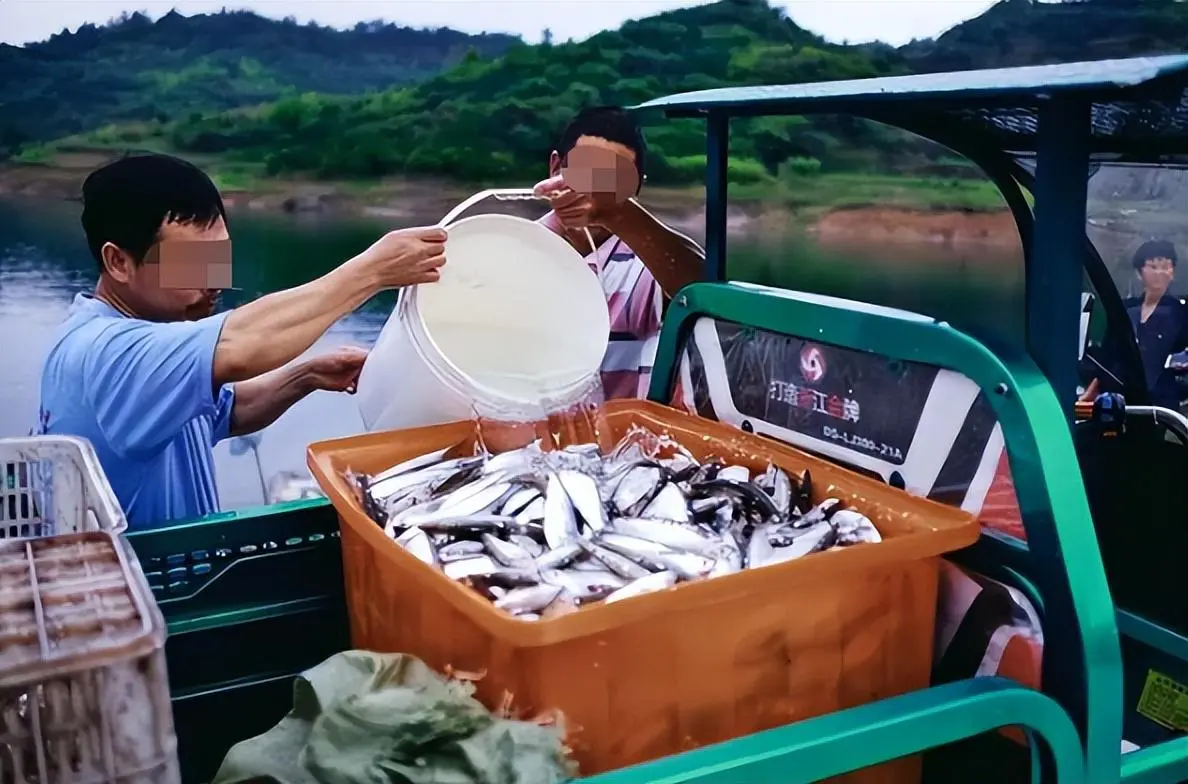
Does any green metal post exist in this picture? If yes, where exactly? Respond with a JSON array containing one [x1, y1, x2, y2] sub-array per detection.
[[703, 112, 728, 282], [1028, 97, 1090, 421]]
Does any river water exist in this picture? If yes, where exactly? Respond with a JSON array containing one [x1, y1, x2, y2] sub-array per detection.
[[0, 195, 1024, 512]]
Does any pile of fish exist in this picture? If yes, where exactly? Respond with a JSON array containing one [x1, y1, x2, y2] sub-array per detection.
[[350, 427, 882, 620]]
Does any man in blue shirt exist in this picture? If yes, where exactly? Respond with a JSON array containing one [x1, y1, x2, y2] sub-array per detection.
[[38, 154, 447, 529]]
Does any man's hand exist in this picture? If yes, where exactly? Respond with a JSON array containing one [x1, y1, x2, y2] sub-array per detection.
[[533, 175, 621, 231], [302, 346, 369, 394], [355, 226, 447, 289]]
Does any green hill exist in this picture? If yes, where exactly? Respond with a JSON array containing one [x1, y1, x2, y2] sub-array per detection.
[[0, 9, 519, 154], [71, 0, 933, 187], [905, 0, 1188, 72], [7, 0, 1188, 212]]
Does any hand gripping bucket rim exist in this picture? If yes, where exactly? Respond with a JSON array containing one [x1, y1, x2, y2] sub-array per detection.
[[392, 190, 610, 422]]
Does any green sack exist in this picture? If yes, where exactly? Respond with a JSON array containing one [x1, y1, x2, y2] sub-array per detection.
[[212, 650, 574, 784]]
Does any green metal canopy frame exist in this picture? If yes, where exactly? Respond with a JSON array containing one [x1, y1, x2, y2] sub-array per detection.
[[627, 282, 1116, 783], [621, 55, 1188, 783]]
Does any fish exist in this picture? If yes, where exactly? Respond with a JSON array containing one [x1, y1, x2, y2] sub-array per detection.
[[611, 465, 664, 516], [501, 486, 542, 517], [495, 584, 563, 615], [640, 482, 691, 523], [558, 470, 609, 534], [355, 430, 888, 620], [370, 446, 452, 484], [482, 533, 536, 568], [438, 540, 486, 563], [578, 540, 653, 581], [605, 571, 678, 604], [543, 472, 581, 549], [395, 526, 436, 565], [832, 510, 883, 545], [612, 517, 721, 557], [717, 464, 750, 483], [535, 540, 583, 571]]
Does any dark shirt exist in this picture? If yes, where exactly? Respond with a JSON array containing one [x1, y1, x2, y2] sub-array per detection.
[[1123, 295, 1188, 409]]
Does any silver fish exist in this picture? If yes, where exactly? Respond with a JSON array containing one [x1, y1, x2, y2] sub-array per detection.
[[718, 465, 750, 483], [754, 520, 838, 568], [482, 443, 543, 475], [558, 470, 608, 534], [408, 482, 514, 526], [640, 482, 690, 523], [369, 463, 454, 502], [418, 514, 518, 535], [438, 540, 486, 563], [535, 541, 583, 571], [483, 533, 536, 568], [651, 550, 716, 580], [543, 472, 581, 549], [597, 532, 674, 561], [540, 568, 625, 600], [612, 517, 720, 557], [570, 555, 609, 572], [713, 531, 745, 576], [579, 540, 653, 581], [796, 498, 843, 528], [370, 446, 452, 484], [443, 555, 502, 580], [612, 465, 663, 516], [511, 534, 544, 558], [747, 523, 776, 569], [437, 470, 513, 512], [501, 486, 541, 517], [832, 510, 882, 545], [604, 570, 678, 604], [495, 584, 563, 614], [770, 467, 793, 516], [514, 496, 547, 525], [395, 526, 436, 565]]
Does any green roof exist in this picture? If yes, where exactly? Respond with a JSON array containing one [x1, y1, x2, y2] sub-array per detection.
[[633, 55, 1188, 154]]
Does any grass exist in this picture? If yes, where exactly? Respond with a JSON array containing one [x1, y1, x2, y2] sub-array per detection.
[[733, 172, 1009, 214], [9, 131, 1011, 215]]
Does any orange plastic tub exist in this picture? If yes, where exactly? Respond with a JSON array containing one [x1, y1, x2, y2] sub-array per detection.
[[308, 400, 979, 781]]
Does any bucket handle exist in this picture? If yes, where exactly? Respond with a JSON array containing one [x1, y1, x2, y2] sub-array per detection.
[[438, 188, 541, 228], [437, 188, 598, 255]]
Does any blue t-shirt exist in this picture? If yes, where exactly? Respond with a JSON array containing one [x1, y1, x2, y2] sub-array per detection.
[[38, 293, 236, 530]]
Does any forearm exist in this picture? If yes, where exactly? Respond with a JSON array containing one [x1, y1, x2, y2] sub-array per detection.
[[230, 363, 314, 436], [213, 256, 379, 387], [600, 199, 705, 297]]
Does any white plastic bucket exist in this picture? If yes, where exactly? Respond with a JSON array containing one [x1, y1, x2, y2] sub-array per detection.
[[356, 190, 610, 432]]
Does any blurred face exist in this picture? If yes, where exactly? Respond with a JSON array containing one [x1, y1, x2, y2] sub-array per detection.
[[548, 135, 641, 206], [99, 217, 231, 322], [1139, 256, 1175, 298]]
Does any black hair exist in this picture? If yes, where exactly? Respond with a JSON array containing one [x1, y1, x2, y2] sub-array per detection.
[[555, 105, 647, 181], [81, 153, 227, 271], [1132, 239, 1177, 270]]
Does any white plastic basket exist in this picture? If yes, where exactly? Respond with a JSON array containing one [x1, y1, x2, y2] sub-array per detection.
[[0, 530, 179, 784], [0, 437, 128, 540]]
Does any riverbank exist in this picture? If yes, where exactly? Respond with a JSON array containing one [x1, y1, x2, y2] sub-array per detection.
[[0, 149, 1016, 246]]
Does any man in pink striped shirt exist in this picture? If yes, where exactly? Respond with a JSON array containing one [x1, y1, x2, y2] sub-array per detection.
[[535, 107, 705, 400]]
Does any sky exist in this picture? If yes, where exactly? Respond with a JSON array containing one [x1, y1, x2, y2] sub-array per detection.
[[0, 0, 1001, 48]]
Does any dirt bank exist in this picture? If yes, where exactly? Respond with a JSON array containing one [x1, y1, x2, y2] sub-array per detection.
[[812, 207, 1020, 250], [0, 158, 1017, 247]]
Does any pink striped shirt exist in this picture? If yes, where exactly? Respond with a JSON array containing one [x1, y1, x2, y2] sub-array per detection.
[[585, 235, 664, 400]]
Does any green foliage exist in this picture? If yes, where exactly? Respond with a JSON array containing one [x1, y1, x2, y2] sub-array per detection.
[[136, 0, 911, 186], [7, 0, 1188, 196], [0, 9, 519, 156]]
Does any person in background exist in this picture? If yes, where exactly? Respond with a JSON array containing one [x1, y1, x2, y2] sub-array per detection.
[[533, 106, 705, 400], [1081, 239, 1188, 409], [38, 154, 447, 530]]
